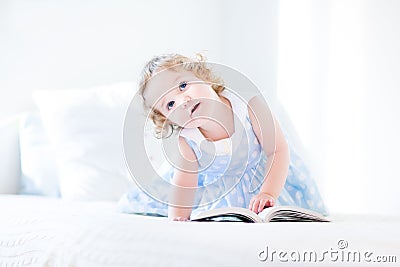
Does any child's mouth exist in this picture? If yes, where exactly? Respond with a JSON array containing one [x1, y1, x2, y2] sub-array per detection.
[[191, 102, 200, 115]]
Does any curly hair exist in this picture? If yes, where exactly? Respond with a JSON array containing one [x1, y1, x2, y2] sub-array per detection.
[[138, 53, 225, 139]]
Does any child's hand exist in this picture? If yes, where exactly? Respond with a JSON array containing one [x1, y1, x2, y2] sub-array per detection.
[[249, 192, 275, 214]]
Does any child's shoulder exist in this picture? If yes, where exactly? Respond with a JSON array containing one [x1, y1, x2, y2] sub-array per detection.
[[177, 135, 197, 161], [221, 90, 250, 122], [179, 127, 203, 145]]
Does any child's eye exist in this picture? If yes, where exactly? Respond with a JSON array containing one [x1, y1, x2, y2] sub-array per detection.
[[167, 101, 175, 110], [178, 81, 188, 90]]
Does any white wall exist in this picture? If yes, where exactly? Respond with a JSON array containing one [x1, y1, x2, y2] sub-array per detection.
[[0, 0, 224, 119], [1, 0, 399, 215], [220, 0, 279, 101]]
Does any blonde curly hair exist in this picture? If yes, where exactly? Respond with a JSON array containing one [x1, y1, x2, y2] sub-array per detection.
[[139, 53, 225, 139]]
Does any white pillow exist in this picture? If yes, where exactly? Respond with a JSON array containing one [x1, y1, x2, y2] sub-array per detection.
[[33, 82, 138, 201], [19, 112, 60, 197], [0, 115, 21, 194]]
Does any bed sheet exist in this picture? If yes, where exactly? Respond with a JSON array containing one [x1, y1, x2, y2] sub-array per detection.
[[0, 194, 399, 267]]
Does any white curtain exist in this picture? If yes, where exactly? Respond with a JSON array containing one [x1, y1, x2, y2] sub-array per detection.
[[277, 0, 400, 214]]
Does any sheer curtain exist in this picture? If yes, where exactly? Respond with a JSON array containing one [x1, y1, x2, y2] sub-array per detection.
[[277, 0, 400, 215]]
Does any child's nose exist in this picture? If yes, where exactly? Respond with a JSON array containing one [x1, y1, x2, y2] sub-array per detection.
[[179, 95, 192, 109]]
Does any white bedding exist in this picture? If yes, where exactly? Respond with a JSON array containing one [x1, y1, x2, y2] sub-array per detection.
[[0, 195, 399, 267]]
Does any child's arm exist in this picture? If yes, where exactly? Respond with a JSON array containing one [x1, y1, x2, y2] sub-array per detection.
[[168, 136, 199, 221], [247, 95, 290, 213]]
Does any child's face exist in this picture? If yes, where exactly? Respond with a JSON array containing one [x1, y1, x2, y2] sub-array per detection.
[[143, 68, 221, 129]]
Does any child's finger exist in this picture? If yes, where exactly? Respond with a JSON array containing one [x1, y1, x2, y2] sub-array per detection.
[[257, 199, 267, 213], [250, 199, 258, 213], [248, 197, 255, 210], [268, 198, 275, 207]]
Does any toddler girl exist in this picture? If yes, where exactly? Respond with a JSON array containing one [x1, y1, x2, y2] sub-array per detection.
[[118, 53, 327, 221]]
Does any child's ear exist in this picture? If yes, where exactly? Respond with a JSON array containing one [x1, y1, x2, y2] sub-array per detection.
[[163, 117, 175, 126], [161, 118, 174, 131], [166, 121, 179, 130]]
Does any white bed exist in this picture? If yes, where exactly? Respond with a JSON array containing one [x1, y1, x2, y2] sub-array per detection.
[[1, 194, 399, 267], [1, 83, 399, 266]]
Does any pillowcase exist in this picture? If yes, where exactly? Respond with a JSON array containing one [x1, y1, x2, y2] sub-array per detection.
[[19, 111, 60, 197], [33, 82, 138, 201]]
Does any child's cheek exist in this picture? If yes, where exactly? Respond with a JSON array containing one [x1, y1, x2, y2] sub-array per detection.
[[167, 111, 187, 127]]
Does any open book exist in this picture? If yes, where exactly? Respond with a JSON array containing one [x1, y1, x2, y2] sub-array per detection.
[[191, 206, 330, 223]]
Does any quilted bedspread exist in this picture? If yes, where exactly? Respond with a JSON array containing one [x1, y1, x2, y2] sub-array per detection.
[[0, 195, 399, 267]]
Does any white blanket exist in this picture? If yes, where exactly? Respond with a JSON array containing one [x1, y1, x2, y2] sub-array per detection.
[[0, 195, 399, 266]]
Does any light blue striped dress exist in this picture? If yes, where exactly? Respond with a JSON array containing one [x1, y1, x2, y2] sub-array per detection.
[[118, 90, 328, 217]]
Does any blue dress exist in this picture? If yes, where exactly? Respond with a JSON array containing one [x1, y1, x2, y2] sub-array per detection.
[[118, 90, 328, 217]]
